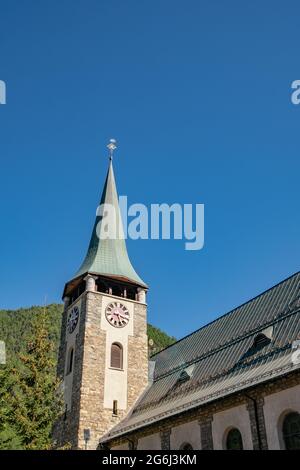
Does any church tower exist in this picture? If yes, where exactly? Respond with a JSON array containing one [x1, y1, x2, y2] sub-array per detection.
[[54, 140, 149, 450]]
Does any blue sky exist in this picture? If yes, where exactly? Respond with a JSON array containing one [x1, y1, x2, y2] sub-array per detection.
[[0, 1, 299, 339]]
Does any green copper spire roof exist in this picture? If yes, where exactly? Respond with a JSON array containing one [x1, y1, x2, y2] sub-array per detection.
[[74, 154, 146, 287]]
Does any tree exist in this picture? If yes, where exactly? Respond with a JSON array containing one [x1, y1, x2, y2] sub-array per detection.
[[0, 365, 22, 449], [9, 311, 63, 449]]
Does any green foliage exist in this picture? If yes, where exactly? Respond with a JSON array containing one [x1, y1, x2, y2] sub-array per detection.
[[147, 323, 176, 356], [0, 304, 63, 366], [0, 303, 175, 449], [0, 366, 22, 449], [9, 312, 63, 449], [0, 307, 64, 450]]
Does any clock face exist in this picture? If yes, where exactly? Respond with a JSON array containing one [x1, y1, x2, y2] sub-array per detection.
[[67, 306, 80, 334], [105, 302, 130, 328]]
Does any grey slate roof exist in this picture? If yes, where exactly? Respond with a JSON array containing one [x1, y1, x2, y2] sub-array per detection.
[[73, 161, 146, 287], [101, 271, 300, 442]]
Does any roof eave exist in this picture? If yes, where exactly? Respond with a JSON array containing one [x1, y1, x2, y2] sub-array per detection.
[[100, 363, 300, 444], [62, 271, 148, 299]]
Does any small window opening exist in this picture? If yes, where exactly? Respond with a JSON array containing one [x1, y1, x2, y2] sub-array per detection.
[[67, 347, 74, 375], [126, 288, 136, 300], [97, 280, 107, 293], [111, 285, 122, 297], [113, 400, 118, 416]]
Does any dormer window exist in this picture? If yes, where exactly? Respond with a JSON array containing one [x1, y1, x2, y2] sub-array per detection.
[[178, 370, 190, 384], [253, 333, 271, 349], [163, 368, 192, 400]]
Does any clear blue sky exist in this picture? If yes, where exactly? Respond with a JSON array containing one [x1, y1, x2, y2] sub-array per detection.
[[0, 1, 299, 339]]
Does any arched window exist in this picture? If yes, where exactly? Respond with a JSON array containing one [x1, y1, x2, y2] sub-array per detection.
[[282, 412, 300, 450], [226, 428, 243, 450], [180, 442, 193, 450], [67, 347, 74, 375], [110, 343, 123, 369]]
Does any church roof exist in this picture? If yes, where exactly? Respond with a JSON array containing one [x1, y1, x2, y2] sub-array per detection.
[[101, 271, 300, 443], [73, 159, 146, 287]]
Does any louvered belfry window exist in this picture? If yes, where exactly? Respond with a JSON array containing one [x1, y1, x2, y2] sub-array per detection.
[[111, 343, 123, 369]]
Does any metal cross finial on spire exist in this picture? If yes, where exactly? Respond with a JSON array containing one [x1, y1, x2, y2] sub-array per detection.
[[107, 138, 117, 160]]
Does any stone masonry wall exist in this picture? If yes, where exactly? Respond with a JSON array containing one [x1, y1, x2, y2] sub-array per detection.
[[77, 292, 108, 449], [127, 302, 148, 409]]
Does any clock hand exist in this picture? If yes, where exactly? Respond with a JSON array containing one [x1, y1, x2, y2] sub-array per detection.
[[116, 312, 128, 319]]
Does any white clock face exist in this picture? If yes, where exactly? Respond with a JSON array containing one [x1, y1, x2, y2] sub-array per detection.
[[105, 302, 130, 328], [67, 306, 79, 334]]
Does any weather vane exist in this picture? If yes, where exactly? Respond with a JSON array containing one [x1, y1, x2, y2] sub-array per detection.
[[107, 138, 117, 160]]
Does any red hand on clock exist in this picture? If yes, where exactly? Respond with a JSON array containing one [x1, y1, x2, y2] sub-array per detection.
[[117, 312, 128, 320]]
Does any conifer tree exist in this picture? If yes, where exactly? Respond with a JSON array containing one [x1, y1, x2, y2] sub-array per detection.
[[9, 311, 63, 449], [0, 365, 21, 449]]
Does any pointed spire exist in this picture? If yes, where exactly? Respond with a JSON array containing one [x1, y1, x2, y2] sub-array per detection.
[[73, 142, 146, 287]]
